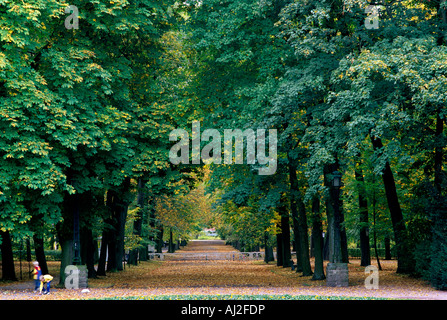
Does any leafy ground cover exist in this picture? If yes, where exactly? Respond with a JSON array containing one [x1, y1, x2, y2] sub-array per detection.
[[1, 240, 446, 300], [93, 294, 387, 300]]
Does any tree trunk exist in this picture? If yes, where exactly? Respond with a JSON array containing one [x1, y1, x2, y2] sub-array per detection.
[[115, 204, 127, 271], [26, 238, 32, 279], [129, 178, 146, 265], [340, 210, 349, 263], [370, 136, 413, 273], [56, 197, 74, 286], [59, 239, 73, 286], [107, 232, 117, 272], [149, 196, 156, 251], [309, 233, 313, 258], [276, 223, 283, 267], [434, 114, 444, 194], [428, 9, 447, 290], [372, 189, 382, 271], [156, 226, 164, 253], [106, 191, 117, 272], [97, 227, 108, 276], [296, 198, 312, 274], [355, 161, 371, 266], [384, 237, 392, 260], [116, 178, 131, 271], [0, 230, 17, 281], [33, 234, 49, 275], [289, 176, 302, 271], [264, 232, 275, 263], [168, 228, 174, 253], [323, 165, 334, 262], [58, 173, 80, 284], [323, 221, 330, 261], [311, 196, 325, 280], [138, 197, 150, 262], [106, 177, 131, 272], [279, 204, 291, 268], [331, 186, 342, 263], [325, 163, 345, 263], [83, 227, 97, 278], [156, 225, 164, 253], [287, 158, 312, 275]]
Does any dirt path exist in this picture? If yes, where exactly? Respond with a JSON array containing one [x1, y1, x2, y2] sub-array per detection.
[[175, 240, 237, 252], [1, 240, 446, 300]]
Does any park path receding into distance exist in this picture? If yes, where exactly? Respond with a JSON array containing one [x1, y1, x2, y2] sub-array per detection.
[[138, 239, 279, 288], [172, 239, 238, 252], [2, 239, 447, 300], [89, 239, 447, 299]]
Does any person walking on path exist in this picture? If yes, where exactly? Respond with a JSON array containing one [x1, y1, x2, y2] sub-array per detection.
[[39, 274, 53, 295], [32, 261, 42, 292]]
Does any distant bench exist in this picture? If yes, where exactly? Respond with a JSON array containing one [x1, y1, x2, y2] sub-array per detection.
[[147, 252, 271, 261]]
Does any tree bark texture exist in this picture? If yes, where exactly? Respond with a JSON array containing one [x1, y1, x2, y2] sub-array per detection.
[[370, 136, 413, 273]]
